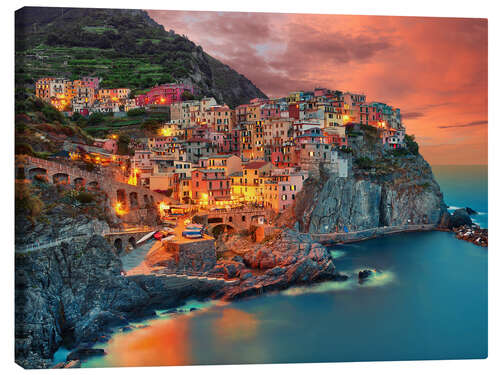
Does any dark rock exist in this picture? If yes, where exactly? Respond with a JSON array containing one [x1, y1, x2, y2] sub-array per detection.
[[232, 255, 244, 263], [334, 273, 349, 281], [465, 207, 478, 215], [189, 307, 198, 312], [268, 266, 285, 276], [66, 348, 105, 361], [358, 269, 373, 280], [291, 148, 448, 233], [240, 272, 252, 281], [448, 208, 473, 228]]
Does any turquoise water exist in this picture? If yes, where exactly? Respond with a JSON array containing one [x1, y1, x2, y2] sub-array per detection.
[[76, 165, 487, 367], [432, 165, 488, 228], [81, 231, 487, 367]]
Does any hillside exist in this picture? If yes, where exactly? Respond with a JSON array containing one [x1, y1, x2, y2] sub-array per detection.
[[15, 7, 267, 107]]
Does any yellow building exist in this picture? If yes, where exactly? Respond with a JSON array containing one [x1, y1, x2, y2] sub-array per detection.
[[230, 160, 272, 204]]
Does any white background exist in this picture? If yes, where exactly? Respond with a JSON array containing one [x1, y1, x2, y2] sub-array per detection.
[[1, 0, 497, 374]]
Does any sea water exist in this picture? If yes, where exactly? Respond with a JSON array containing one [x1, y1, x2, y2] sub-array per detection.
[[432, 165, 488, 228], [79, 165, 487, 367]]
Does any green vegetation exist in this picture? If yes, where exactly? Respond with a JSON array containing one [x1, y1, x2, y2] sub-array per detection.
[[140, 118, 161, 132], [388, 135, 419, 157], [338, 145, 353, 154], [15, 181, 45, 223], [127, 107, 146, 117], [181, 90, 195, 101], [418, 182, 431, 190], [355, 157, 374, 169], [15, 7, 267, 107], [16, 9, 195, 88], [75, 191, 96, 204], [117, 134, 131, 155], [405, 134, 419, 155]]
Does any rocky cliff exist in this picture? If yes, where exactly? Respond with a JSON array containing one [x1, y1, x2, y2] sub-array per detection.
[[292, 129, 448, 234], [15, 229, 227, 368]]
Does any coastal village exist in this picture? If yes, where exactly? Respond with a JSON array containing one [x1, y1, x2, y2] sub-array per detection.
[[33, 77, 406, 215], [24, 75, 487, 258], [14, 8, 488, 370]]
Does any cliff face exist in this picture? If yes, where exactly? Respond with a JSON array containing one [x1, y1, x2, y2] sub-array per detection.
[[15, 234, 150, 368], [294, 132, 447, 234], [15, 229, 225, 368]]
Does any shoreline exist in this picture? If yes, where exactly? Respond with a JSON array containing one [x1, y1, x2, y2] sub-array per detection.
[[310, 224, 440, 245], [24, 224, 486, 369]]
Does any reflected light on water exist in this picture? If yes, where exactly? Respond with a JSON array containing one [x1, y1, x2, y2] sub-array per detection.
[[95, 316, 192, 367], [212, 308, 259, 341]]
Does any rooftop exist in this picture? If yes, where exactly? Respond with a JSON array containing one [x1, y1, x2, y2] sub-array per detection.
[[244, 160, 270, 169]]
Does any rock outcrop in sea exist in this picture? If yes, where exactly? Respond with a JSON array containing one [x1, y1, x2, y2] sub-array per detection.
[[214, 230, 345, 300]]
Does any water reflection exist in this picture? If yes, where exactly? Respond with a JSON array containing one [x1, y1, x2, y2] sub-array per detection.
[[212, 308, 259, 341], [85, 316, 192, 367]]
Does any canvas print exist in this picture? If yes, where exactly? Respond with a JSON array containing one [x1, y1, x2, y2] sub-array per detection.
[[14, 7, 487, 369]]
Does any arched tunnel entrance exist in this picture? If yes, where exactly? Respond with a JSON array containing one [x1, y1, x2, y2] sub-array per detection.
[[53, 173, 69, 184], [28, 167, 47, 181], [211, 224, 235, 237], [128, 236, 136, 250], [114, 238, 123, 255]]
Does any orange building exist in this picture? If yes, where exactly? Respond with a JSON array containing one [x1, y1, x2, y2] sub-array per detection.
[[191, 169, 231, 205]]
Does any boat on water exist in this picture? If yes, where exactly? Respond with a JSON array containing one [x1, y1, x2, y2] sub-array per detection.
[[182, 231, 203, 239], [182, 224, 204, 239], [163, 220, 177, 228], [136, 231, 156, 245], [186, 224, 203, 230], [154, 230, 172, 240]]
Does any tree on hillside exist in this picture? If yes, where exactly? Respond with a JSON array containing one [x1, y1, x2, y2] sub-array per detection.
[[405, 134, 419, 155], [117, 134, 131, 155], [181, 90, 195, 101], [87, 112, 105, 126]]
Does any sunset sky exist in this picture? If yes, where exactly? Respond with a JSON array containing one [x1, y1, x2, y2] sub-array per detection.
[[147, 11, 488, 165]]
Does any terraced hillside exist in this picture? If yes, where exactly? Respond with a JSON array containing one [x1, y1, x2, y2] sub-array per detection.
[[15, 7, 267, 107]]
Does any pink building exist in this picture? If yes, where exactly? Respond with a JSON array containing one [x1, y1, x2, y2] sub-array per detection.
[[81, 76, 100, 90], [93, 139, 118, 154], [135, 83, 194, 106]]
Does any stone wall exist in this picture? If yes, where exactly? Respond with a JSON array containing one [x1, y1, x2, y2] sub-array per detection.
[[164, 239, 217, 272], [310, 224, 438, 244]]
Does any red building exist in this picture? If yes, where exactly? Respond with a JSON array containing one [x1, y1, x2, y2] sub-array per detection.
[[191, 169, 231, 205], [135, 83, 194, 106], [288, 103, 301, 120], [221, 129, 240, 154], [323, 130, 348, 147]]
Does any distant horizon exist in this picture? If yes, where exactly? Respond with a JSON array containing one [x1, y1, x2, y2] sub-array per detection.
[[431, 164, 488, 167], [147, 10, 487, 166]]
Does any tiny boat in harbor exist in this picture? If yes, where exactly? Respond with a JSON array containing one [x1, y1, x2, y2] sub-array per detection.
[[182, 224, 204, 238], [154, 230, 170, 240], [136, 231, 156, 245], [182, 231, 203, 239]]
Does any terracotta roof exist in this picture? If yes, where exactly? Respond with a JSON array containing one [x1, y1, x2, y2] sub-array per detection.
[[243, 160, 270, 169]]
